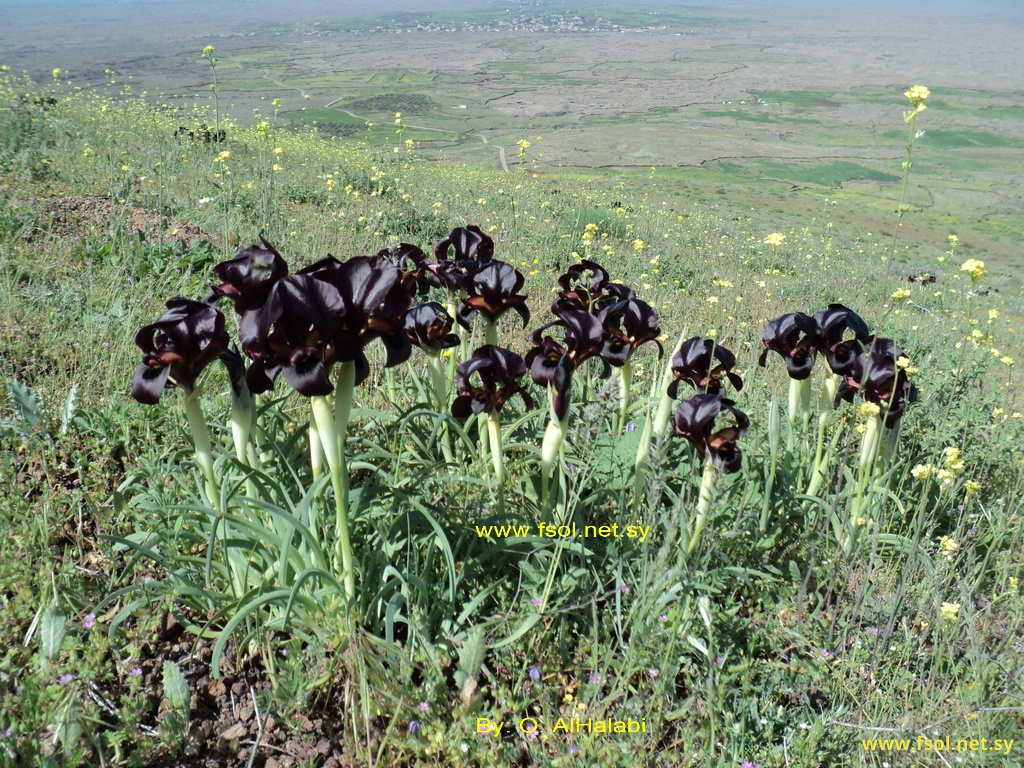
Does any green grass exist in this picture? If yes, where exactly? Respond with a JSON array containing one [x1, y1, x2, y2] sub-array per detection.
[[884, 128, 1022, 148], [700, 109, 821, 124], [1, 71, 1023, 768], [718, 159, 900, 186], [753, 90, 842, 108]]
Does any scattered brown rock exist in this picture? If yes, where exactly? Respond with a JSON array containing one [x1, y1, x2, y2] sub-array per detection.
[[219, 722, 248, 742]]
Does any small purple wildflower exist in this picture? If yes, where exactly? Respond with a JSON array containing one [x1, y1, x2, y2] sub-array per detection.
[[647, 669, 658, 679], [658, 614, 668, 623], [0, 727, 11, 738], [531, 597, 543, 608], [417, 701, 429, 712], [619, 583, 630, 594], [741, 762, 760, 768], [129, 667, 143, 677], [528, 665, 541, 682], [569, 744, 579, 755], [715, 656, 725, 666], [408, 720, 421, 737], [625, 422, 636, 432], [870, 627, 879, 636], [58, 673, 74, 686], [588, 672, 602, 685], [82, 613, 96, 630], [819, 648, 832, 659]]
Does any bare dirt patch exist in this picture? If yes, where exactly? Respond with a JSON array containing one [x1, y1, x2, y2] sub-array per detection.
[[45, 196, 211, 244]]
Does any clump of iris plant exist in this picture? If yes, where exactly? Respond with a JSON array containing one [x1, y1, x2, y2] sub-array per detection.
[[139, 239, 420, 601], [525, 309, 605, 514], [758, 303, 918, 554], [451, 345, 532, 491], [131, 297, 230, 506], [672, 393, 749, 553], [597, 296, 663, 433]]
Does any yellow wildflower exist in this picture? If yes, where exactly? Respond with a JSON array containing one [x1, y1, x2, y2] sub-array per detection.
[[763, 233, 785, 248], [940, 602, 959, 622], [1001, 356, 1014, 367], [911, 464, 935, 481], [858, 402, 881, 418], [891, 288, 911, 301], [960, 259, 986, 282], [964, 480, 981, 497], [938, 536, 957, 556]]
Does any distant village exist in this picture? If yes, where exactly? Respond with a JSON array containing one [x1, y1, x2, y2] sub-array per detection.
[[340, 11, 670, 36]]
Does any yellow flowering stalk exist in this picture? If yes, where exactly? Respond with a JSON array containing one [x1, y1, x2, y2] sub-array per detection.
[[940, 602, 960, 622], [938, 536, 958, 558], [960, 258, 986, 283]]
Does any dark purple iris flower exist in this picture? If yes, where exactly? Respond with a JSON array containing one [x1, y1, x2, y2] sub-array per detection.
[[451, 346, 533, 418], [244, 274, 345, 396], [552, 259, 611, 314], [210, 238, 288, 357], [425, 225, 494, 291], [757, 312, 820, 381], [131, 298, 229, 404], [673, 393, 749, 474], [813, 304, 870, 377], [375, 243, 431, 296], [596, 298, 663, 367], [835, 339, 918, 427], [322, 255, 415, 386], [404, 302, 460, 354], [456, 260, 531, 330], [669, 337, 743, 397], [525, 310, 605, 420]]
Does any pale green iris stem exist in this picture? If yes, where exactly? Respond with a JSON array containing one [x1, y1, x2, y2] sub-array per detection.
[[617, 360, 632, 435], [310, 394, 355, 601], [426, 355, 455, 464], [804, 376, 839, 500], [484, 319, 499, 347], [228, 385, 254, 467], [688, 458, 717, 555], [760, 396, 781, 534], [333, 361, 356, 443], [486, 410, 504, 486], [183, 386, 240, 595], [844, 411, 882, 556], [309, 412, 324, 482], [880, 418, 902, 467], [384, 367, 398, 407], [540, 410, 568, 522], [633, 354, 675, 508], [182, 386, 218, 508], [477, 412, 489, 467], [788, 375, 812, 426]]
